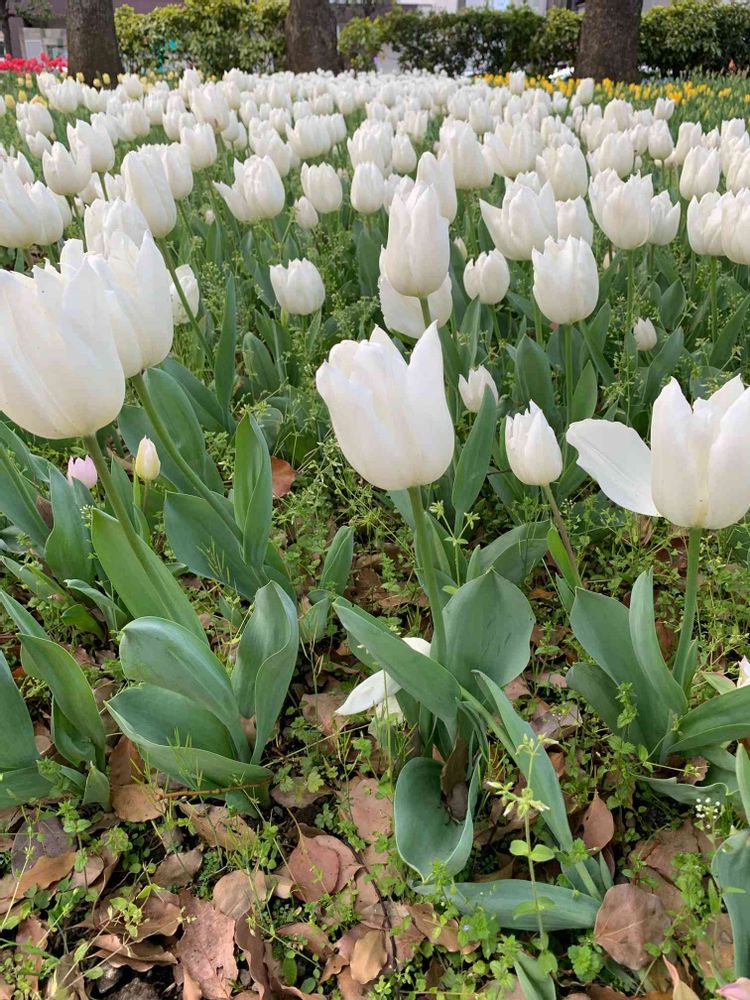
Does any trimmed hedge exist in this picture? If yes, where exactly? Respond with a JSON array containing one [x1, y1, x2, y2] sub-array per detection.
[[115, 0, 750, 80], [115, 0, 287, 76], [338, 6, 577, 76], [340, 0, 750, 78]]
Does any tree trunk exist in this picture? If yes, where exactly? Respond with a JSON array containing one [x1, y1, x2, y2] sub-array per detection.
[[0, 0, 15, 57], [67, 0, 122, 83], [576, 0, 643, 82], [285, 0, 341, 73]]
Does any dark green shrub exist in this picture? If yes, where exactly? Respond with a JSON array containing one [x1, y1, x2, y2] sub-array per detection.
[[115, 0, 287, 76]]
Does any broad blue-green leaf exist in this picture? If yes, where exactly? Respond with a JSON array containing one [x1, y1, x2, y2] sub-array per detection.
[[44, 466, 93, 584], [20, 635, 105, 768], [234, 414, 272, 566], [107, 687, 270, 803], [443, 571, 533, 693], [570, 588, 670, 753], [0, 651, 38, 770], [0, 446, 49, 549], [452, 389, 497, 530], [444, 879, 599, 930], [475, 673, 572, 851], [475, 522, 548, 584], [395, 758, 478, 881], [629, 570, 687, 721], [214, 273, 237, 429], [0, 765, 55, 809], [232, 583, 299, 763], [120, 617, 248, 760], [164, 492, 261, 600], [92, 510, 206, 643], [712, 828, 750, 977], [671, 685, 750, 756], [514, 335, 556, 422]]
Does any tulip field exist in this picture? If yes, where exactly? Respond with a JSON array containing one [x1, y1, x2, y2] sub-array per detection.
[[4, 64, 750, 999]]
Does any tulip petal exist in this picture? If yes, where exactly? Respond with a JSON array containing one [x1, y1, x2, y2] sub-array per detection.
[[566, 419, 658, 516], [336, 670, 401, 715], [706, 387, 750, 528]]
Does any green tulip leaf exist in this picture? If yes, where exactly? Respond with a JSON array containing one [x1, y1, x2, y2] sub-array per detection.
[[91, 509, 206, 643], [394, 757, 478, 881], [233, 582, 299, 763]]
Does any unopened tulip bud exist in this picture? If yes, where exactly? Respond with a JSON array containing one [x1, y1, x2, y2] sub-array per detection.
[[135, 437, 160, 481], [532, 236, 599, 325], [293, 196, 318, 230], [464, 250, 510, 305], [633, 318, 657, 351], [169, 264, 199, 325], [67, 455, 98, 489], [458, 366, 498, 413], [270, 258, 325, 316], [505, 402, 563, 487]]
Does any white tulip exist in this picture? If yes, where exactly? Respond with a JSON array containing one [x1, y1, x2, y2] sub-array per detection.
[[463, 250, 510, 305], [416, 152, 457, 222], [556, 197, 594, 244], [0, 258, 125, 439], [721, 190, 750, 265], [350, 162, 385, 216], [480, 180, 557, 261], [300, 162, 342, 216], [214, 155, 285, 224], [679, 146, 720, 200], [648, 191, 680, 246], [84, 197, 148, 256], [382, 182, 450, 298], [568, 376, 750, 529], [590, 169, 652, 250], [532, 236, 599, 326], [378, 254, 453, 341], [687, 192, 724, 257], [270, 258, 325, 316], [458, 366, 498, 413], [293, 196, 319, 230], [122, 149, 177, 238], [536, 143, 588, 201], [633, 318, 657, 351], [316, 324, 454, 491], [505, 402, 563, 487], [170, 264, 200, 325]]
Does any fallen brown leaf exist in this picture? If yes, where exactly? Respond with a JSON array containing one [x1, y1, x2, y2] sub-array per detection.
[[153, 849, 204, 889], [176, 891, 238, 999], [287, 831, 341, 903], [111, 783, 164, 822], [582, 794, 615, 852], [344, 778, 393, 844], [271, 457, 297, 497], [213, 870, 269, 921], [349, 928, 387, 985], [594, 884, 670, 970], [180, 803, 256, 851]]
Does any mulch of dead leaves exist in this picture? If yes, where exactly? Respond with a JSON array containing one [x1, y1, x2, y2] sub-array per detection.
[[0, 544, 732, 999]]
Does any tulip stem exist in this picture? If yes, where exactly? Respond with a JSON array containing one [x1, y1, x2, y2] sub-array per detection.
[[408, 486, 446, 666], [709, 256, 718, 340], [156, 238, 209, 360], [563, 324, 574, 420], [419, 296, 431, 331], [673, 527, 702, 693], [132, 373, 239, 538], [542, 484, 581, 589], [626, 251, 635, 331]]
